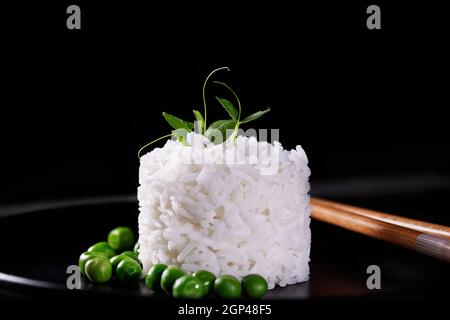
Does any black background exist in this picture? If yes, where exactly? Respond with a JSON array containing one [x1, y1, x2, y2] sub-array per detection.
[[1, 2, 449, 211], [0, 0, 450, 309]]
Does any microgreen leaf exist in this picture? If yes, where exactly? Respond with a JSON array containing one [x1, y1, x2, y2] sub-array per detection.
[[162, 112, 194, 131], [215, 97, 238, 120], [172, 128, 190, 146], [239, 108, 271, 124], [205, 119, 237, 144], [192, 110, 205, 134], [139, 67, 273, 159], [212, 81, 242, 142], [205, 119, 233, 131], [172, 128, 189, 137]]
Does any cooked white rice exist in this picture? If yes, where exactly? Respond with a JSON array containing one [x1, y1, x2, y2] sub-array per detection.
[[137, 133, 311, 289]]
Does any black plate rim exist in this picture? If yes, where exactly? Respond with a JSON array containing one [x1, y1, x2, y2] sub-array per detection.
[[0, 195, 139, 293]]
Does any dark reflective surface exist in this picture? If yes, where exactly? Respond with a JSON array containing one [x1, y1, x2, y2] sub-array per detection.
[[0, 196, 448, 300]]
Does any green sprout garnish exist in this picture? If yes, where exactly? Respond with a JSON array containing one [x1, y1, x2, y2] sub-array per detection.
[[137, 67, 271, 158]]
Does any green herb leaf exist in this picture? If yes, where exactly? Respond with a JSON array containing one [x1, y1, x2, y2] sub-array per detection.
[[140, 68, 272, 158], [239, 108, 271, 124], [172, 128, 189, 137], [215, 97, 238, 120], [205, 119, 237, 144], [192, 110, 205, 134], [162, 112, 194, 131], [205, 119, 234, 132], [172, 128, 190, 146]]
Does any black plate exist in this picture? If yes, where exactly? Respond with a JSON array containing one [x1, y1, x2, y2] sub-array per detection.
[[0, 195, 449, 300]]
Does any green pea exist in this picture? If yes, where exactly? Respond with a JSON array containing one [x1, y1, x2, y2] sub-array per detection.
[[79, 251, 108, 275], [87, 241, 116, 258], [84, 256, 112, 283], [192, 270, 216, 296], [121, 251, 141, 264], [110, 251, 140, 271], [145, 263, 168, 291], [214, 275, 241, 299], [160, 265, 186, 295], [241, 274, 268, 299], [133, 242, 140, 254], [173, 275, 204, 299], [107, 227, 135, 253], [116, 257, 142, 282], [109, 254, 127, 272]]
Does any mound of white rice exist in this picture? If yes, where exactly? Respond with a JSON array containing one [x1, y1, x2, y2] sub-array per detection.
[[137, 133, 311, 289]]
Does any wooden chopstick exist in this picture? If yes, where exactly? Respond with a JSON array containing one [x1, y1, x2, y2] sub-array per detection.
[[310, 198, 450, 263], [311, 198, 450, 240]]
